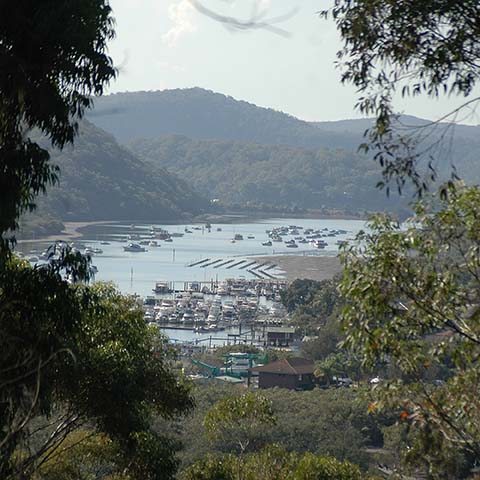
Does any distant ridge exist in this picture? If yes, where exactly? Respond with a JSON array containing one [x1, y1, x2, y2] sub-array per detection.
[[89, 88, 360, 150], [130, 134, 406, 214], [90, 87, 480, 153]]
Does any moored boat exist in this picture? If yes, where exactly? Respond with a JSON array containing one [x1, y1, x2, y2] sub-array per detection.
[[124, 243, 146, 252]]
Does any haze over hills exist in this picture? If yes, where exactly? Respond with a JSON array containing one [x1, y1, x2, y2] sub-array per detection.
[[89, 88, 361, 151], [23, 121, 209, 235]]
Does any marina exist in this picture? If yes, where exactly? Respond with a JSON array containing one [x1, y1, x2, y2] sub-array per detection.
[[13, 217, 363, 347]]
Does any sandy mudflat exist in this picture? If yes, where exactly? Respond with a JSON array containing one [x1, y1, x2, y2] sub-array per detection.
[[256, 255, 342, 282], [17, 221, 115, 243]]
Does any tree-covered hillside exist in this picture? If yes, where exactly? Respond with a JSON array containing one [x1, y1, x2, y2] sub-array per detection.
[[91, 89, 480, 197], [33, 122, 209, 223], [88, 88, 359, 150], [130, 134, 405, 213], [313, 116, 480, 181]]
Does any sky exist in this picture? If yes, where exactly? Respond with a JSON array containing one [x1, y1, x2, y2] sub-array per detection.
[[106, 0, 480, 124]]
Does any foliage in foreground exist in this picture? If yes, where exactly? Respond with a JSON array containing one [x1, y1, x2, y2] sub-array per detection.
[[0, 262, 193, 479], [175, 383, 382, 471], [325, 0, 480, 196], [340, 184, 480, 477], [204, 392, 276, 455], [182, 445, 375, 480]]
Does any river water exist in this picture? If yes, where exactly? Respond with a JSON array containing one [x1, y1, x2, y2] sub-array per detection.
[[19, 217, 365, 298]]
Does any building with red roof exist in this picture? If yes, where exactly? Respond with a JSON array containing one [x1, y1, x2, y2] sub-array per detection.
[[250, 357, 315, 390]]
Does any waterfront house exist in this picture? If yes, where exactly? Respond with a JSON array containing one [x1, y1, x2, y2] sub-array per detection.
[[250, 357, 315, 390]]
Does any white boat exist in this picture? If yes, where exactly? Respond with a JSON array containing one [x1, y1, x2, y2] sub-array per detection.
[[124, 243, 146, 252], [148, 240, 159, 247], [262, 240, 272, 246], [153, 281, 171, 294], [182, 311, 195, 324], [160, 299, 175, 314]]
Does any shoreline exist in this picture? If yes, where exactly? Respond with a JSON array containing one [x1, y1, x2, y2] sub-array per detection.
[[17, 213, 365, 244], [17, 221, 117, 244]]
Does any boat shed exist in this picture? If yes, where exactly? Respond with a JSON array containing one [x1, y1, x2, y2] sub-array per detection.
[[263, 326, 296, 347], [249, 357, 315, 390]]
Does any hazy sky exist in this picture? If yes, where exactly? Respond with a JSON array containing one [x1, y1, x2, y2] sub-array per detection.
[[107, 0, 480, 124]]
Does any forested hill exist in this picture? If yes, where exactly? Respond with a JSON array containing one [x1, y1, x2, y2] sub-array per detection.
[[130, 134, 406, 214], [33, 121, 209, 222], [88, 88, 359, 150], [312, 116, 480, 181], [89, 89, 480, 181]]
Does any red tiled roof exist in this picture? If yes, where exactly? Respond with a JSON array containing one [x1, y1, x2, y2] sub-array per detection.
[[250, 357, 314, 375]]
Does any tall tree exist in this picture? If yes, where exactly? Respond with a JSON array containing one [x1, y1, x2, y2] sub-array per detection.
[[325, 0, 480, 195], [0, 0, 116, 249], [0, 4, 193, 479], [339, 184, 480, 476], [325, 1, 480, 475]]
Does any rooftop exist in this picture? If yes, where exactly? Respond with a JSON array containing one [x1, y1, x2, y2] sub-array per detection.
[[250, 357, 314, 375]]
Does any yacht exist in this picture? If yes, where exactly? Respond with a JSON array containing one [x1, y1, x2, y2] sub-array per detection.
[[153, 281, 171, 294], [312, 240, 327, 249], [124, 243, 146, 252], [159, 298, 175, 315], [182, 311, 195, 324]]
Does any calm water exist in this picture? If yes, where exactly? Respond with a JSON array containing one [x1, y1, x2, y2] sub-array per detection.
[[19, 217, 365, 298]]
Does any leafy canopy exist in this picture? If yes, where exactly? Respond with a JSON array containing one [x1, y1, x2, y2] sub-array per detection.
[[1, 274, 193, 479], [182, 445, 369, 480], [324, 0, 480, 195], [0, 4, 194, 479], [339, 184, 480, 474], [204, 392, 275, 454], [0, 0, 116, 246]]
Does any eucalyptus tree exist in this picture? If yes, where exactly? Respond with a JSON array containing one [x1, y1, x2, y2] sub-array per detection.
[[0, 3, 193, 479], [340, 184, 480, 475], [325, 0, 480, 195]]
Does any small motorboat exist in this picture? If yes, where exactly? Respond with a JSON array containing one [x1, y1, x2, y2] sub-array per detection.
[[123, 243, 146, 252]]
